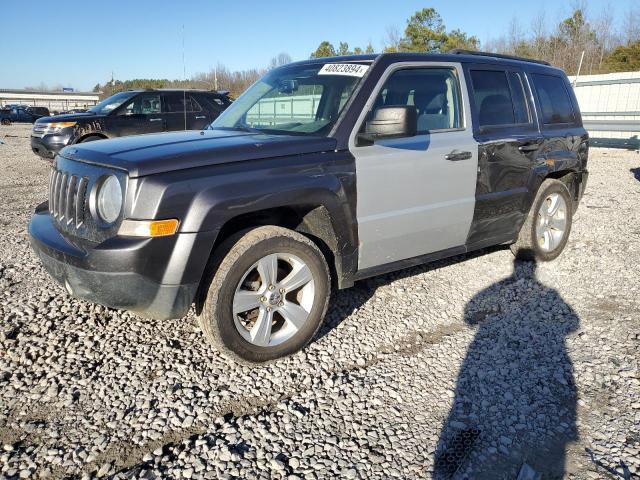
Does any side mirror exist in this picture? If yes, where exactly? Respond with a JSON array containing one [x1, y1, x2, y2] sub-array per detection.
[[357, 106, 417, 146]]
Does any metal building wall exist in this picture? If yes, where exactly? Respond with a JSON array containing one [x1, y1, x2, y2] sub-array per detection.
[[0, 90, 100, 113], [570, 71, 640, 149]]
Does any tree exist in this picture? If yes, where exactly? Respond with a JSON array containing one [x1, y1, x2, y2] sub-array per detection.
[[337, 42, 351, 56], [621, 5, 640, 46], [269, 52, 292, 69], [401, 8, 447, 52], [482, 7, 628, 74], [442, 29, 479, 52], [353, 47, 363, 55], [310, 41, 336, 58], [365, 42, 375, 54], [603, 40, 640, 72], [383, 26, 402, 53]]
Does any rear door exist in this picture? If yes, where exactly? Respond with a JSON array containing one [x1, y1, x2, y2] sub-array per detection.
[[197, 93, 229, 124], [464, 65, 543, 246], [349, 62, 479, 270], [529, 72, 585, 167], [162, 92, 210, 131]]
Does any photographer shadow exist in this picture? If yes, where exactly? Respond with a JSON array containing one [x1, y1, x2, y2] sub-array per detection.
[[434, 257, 580, 479]]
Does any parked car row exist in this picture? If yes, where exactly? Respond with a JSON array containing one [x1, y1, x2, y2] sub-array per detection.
[[29, 51, 588, 363], [1, 105, 50, 125], [30, 89, 232, 159]]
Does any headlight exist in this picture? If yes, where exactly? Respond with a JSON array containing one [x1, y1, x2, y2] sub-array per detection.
[[96, 175, 122, 223], [38, 121, 77, 134]]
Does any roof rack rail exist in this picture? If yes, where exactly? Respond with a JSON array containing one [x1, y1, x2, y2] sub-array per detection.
[[449, 49, 551, 66]]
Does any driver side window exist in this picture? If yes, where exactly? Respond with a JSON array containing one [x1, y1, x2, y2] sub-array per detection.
[[370, 67, 461, 134], [119, 93, 161, 115]]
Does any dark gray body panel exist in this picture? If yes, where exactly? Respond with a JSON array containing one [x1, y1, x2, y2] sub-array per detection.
[[462, 62, 588, 246], [63, 129, 339, 178]]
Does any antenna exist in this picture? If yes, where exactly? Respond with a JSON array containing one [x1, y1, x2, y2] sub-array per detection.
[[573, 50, 585, 87], [182, 24, 187, 130]]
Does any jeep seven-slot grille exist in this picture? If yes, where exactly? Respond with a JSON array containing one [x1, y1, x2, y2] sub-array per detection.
[[49, 169, 89, 228]]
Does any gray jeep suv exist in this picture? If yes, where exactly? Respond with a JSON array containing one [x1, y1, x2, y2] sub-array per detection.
[[29, 51, 588, 363]]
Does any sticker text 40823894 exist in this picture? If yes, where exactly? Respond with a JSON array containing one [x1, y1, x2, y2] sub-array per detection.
[[318, 64, 369, 77]]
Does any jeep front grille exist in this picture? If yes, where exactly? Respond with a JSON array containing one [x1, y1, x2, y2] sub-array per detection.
[[49, 168, 89, 228]]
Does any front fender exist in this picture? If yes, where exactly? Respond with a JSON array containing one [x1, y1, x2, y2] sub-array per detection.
[[127, 150, 359, 285]]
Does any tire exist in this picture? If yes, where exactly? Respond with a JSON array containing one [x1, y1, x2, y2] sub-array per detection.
[[198, 226, 331, 364], [1, 119, 11, 126], [511, 179, 573, 261]]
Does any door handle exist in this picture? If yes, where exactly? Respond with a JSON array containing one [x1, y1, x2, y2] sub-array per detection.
[[149, 118, 163, 122], [445, 150, 472, 161], [195, 115, 207, 119], [518, 143, 538, 152]]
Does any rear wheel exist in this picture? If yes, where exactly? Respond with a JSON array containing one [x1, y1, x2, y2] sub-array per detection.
[[198, 226, 330, 363], [1, 119, 11, 126], [511, 179, 573, 261]]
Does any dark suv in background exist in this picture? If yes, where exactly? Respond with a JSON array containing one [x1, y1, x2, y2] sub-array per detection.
[[31, 89, 231, 159]]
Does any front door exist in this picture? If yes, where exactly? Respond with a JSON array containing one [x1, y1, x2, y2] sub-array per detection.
[[349, 63, 478, 270], [110, 92, 164, 137]]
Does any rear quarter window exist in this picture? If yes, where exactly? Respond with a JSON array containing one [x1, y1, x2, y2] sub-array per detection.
[[531, 73, 575, 125]]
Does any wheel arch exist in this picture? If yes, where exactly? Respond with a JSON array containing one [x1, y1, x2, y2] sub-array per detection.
[[74, 132, 109, 143], [194, 202, 353, 314]]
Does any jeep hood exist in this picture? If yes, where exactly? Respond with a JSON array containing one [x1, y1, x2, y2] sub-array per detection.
[[58, 129, 338, 177]]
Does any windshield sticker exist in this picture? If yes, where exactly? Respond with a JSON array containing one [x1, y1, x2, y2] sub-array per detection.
[[318, 63, 369, 77]]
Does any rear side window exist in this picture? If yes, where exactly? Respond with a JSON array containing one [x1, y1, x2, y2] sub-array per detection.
[[470, 70, 516, 127], [164, 92, 202, 113], [508, 72, 530, 124], [531, 74, 575, 124]]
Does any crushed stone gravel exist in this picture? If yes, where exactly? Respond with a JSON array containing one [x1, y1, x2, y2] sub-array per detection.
[[0, 123, 638, 479]]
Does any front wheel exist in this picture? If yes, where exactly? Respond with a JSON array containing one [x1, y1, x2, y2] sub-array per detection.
[[198, 226, 331, 363], [78, 135, 103, 143], [511, 179, 573, 261]]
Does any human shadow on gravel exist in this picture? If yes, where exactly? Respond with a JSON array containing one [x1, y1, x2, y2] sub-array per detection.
[[631, 168, 640, 182], [433, 258, 579, 479]]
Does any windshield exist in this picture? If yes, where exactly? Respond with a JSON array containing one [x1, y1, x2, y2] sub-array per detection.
[[89, 91, 137, 115], [210, 62, 370, 136]]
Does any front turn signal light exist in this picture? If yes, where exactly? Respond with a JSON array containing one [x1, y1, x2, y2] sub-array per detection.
[[118, 219, 179, 237], [48, 121, 77, 129]]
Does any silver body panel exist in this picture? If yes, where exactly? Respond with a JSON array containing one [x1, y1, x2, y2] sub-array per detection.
[[349, 62, 479, 270]]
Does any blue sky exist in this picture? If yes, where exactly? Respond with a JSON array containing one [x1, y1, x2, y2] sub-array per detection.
[[0, 0, 635, 91]]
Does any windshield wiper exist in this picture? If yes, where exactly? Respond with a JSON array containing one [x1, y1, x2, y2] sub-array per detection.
[[210, 125, 263, 134], [232, 125, 263, 134]]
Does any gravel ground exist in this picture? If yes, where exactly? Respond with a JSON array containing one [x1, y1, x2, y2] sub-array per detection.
[[0, 123, 638, 480]]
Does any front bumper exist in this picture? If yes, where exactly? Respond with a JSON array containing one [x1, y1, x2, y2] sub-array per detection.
[[31, 133, 71, 159], [29, 203, 216, 320]]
